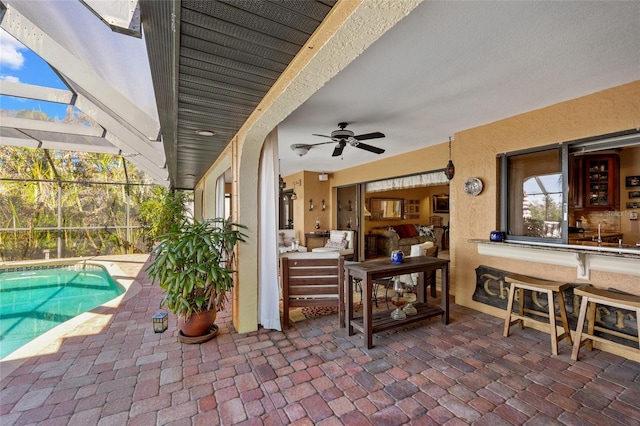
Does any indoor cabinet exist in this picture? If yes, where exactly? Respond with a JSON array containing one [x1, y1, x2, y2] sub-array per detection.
[[571, 154, 619, 211], [585, 155, 619, 210]]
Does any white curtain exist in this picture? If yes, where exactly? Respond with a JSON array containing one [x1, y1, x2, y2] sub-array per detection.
[[258, 130, 281, 330], [215, 174, 225, 218]]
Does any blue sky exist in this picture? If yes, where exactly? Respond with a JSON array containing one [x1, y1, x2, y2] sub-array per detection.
[[0, 28, 70, 120]]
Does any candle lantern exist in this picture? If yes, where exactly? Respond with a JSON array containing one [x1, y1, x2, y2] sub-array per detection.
[[152, 311, 168, 333]]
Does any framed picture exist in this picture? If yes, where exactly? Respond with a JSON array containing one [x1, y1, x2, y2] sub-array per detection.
[[629, 191, 640, 199], [626, 176, 640, 187], [627, 202, 640, 209], [432, 194, 449, 213]]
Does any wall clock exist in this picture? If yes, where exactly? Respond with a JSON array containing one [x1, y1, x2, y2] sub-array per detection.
[[464, 177, 483, 196]]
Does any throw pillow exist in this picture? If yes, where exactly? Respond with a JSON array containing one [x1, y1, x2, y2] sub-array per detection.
[[325, 239, 347, 249], [403, 224, 419, 238], [329, 230, 347, 243], [418, 225, 435, 238], [394, 224, 418, 239], [393, 225, 408, 238]]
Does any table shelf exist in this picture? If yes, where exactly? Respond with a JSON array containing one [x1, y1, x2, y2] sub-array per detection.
[[345, 256, 450, 349], [350, 302, 444, 334]]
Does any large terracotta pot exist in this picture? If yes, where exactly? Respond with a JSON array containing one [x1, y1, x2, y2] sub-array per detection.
[[178, 310, 216, 337]]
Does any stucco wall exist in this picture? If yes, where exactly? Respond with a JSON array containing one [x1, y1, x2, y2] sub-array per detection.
[[453, 81, 640, 316]]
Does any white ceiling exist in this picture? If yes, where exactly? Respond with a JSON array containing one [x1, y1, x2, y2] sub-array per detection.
[[277, 1, 640, 177]]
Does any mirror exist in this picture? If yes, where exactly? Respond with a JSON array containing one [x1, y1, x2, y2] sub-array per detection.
[[370, 198, 404, 219]]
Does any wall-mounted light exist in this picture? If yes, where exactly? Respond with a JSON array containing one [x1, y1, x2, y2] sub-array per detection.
[[309, 199, 314, 211], [321, 199, 326, 211], [291, 179, 300, 200]]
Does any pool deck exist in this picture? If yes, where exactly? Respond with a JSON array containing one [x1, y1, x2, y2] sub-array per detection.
[[1, 254, 640, 425]]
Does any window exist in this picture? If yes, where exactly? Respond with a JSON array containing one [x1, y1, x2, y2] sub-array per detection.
[[502, 148, 565, 242], [499, 129, 640, 245]]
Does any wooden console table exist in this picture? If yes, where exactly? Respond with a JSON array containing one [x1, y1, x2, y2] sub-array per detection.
[[345, 256, 450, 349], [304, 232, 329, 250]]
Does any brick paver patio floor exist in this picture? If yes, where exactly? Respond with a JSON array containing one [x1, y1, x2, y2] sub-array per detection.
[[1, 254, 639, 425]]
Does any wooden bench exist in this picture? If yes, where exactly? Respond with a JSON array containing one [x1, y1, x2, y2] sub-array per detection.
[[571, 286, 640, 361], [281, 253, 345, 330], [503, 273, 573, 355]]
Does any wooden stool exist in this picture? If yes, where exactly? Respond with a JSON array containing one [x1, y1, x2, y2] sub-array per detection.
[[571, 286, 640, 361], [503, 274, 573, 355]]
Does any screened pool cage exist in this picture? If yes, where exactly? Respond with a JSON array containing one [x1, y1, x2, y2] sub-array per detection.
[[0, 147, 170, 262]]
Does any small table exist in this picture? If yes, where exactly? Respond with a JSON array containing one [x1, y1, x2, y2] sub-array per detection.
[[345, 256, 450, 349], [304, 232, 329, 250]]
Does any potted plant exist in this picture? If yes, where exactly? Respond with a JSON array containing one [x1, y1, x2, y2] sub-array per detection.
[[146, 217, 247, 337]]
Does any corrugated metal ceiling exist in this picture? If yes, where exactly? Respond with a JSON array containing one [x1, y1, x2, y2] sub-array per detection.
[[140, 0, 337, 190]]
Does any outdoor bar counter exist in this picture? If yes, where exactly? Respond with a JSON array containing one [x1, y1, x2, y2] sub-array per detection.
[[471, 239, 640, 279]]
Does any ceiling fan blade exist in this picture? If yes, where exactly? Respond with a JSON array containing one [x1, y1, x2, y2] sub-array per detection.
[[354, 132, 385, 141], [312, 133, 332, 138], [310, 141, 335, 147], [353, 142, 385, 154], [332, 142, 345, 157]]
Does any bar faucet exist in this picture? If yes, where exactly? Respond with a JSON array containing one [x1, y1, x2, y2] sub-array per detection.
[[597, 221, 607, 246]]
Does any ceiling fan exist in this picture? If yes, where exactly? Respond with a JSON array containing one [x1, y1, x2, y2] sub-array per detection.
[[290, 122, 385, 157]]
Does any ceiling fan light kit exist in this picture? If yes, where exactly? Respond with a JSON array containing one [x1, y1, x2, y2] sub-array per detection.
[[291, 144, 310, 156], [291, 123, 386, 158]]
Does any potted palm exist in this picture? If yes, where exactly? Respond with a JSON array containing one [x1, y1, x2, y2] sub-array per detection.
[[146, 217, 247, 338]]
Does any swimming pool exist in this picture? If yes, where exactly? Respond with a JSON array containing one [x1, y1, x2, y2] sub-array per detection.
[[0, 263, 125, 359]]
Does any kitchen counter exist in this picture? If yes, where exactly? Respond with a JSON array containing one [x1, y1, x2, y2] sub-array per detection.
[[470, 239, 640, 279], [568, 231, 623, 244]]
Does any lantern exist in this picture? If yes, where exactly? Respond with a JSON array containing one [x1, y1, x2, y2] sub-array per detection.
[[152, 311, 168, 333]]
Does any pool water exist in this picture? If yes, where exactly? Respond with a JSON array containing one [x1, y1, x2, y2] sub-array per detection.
[[0, 265, 124, 359]]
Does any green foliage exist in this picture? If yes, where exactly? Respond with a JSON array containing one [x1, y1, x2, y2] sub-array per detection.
[[146, 218, 247, 318], [139, 188, 191, 241], [0, 146, 171, 260]]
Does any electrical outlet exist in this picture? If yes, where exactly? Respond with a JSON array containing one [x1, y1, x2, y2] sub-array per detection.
[[630, 212, 638, 220]]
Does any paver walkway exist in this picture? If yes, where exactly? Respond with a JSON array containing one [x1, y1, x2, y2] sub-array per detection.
[[1, 254, 639, 425]]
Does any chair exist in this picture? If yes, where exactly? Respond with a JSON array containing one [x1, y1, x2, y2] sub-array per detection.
[[429, 216, 443, 227], [503, 274, 573, 356], [312, 230, 354, 259], [571, 286, 640, 361], [354, 277, 393, 309], [398, 241, 439, 299], [280, 252, 345, 330]]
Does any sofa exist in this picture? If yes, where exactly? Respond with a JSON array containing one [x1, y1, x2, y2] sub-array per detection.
[[370, 224, 444, 256]]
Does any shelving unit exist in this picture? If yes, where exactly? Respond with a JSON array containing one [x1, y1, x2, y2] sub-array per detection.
[[571, 154, 619, 211], [587, 157, 612, 207]]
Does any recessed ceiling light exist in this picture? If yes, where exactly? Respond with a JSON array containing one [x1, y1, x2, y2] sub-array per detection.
[[195, 129, 216, 136]]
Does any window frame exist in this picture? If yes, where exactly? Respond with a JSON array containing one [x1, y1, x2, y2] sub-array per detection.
[[499, 129, 640, 245], [499, 144, 569, 244]]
